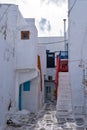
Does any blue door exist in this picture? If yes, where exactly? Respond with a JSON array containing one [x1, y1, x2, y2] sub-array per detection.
[[19, 84, 22, 110], [19, 81, 30, 110]]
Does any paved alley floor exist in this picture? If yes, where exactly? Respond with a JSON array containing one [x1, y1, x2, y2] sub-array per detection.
[[6, 101, 58, 130], [6, 101, 85, 130]]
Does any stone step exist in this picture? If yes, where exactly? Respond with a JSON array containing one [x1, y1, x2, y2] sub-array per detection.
[[56, 72, 72, 118]]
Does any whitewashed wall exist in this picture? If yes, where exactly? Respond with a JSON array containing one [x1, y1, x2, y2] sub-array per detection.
[[68, 0, 87, 114], [38, 37, 65, 52], [22, 76, 40, 112], [38, 36, 65, 81], [15, 17, 41, 112], [37, 45, 46, 75], [38, 37, 65, 103], [0, 4, 40, 126], [0, 4, 18, 46], [0, 4, 18, 126], [0, 40, 15, 125], [15, 19, 37, 69]]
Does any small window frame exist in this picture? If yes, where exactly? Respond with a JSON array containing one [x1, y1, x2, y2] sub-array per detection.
[[21, 31, 30, 40], [48, 76, 52, 81]]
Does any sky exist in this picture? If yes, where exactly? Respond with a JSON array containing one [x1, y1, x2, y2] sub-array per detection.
[[0, 0, 68, 37]]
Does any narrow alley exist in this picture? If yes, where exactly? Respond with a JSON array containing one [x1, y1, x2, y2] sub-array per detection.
[[6, 101, 57, 130], [1, 1, 87, 130], [6, 101, 85, 130]]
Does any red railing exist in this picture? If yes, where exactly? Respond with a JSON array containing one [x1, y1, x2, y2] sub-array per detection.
[[55, 55, 68, 100], [55, 55, 60, 99], [60, 60, 68, 72]]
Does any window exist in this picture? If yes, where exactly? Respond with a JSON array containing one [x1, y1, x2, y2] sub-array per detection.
[[47, 53, 55, 68], [48, 76, 52, 81], [21, 31, 30, 40], [23, 81, 30, 91]]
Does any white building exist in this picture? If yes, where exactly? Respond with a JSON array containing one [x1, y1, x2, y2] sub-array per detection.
[[38, 37, 65, 102], [0, 4, 42, 126], [68, 0, 87, 118]]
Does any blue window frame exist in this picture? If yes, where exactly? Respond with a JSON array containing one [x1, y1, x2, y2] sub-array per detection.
[[23, 81, 30, 91]]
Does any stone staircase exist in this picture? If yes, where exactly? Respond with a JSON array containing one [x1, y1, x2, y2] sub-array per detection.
[[56, 72, 73, 119]]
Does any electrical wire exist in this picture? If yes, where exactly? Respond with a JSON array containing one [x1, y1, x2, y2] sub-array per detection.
[[38, 40, 68, 44], [68, 0, 77, 16]]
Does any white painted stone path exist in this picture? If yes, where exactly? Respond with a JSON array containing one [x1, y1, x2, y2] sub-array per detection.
[[5, 102, 85, 130]]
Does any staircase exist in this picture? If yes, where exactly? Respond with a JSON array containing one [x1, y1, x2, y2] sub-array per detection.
[[56, 72, 73, 119]]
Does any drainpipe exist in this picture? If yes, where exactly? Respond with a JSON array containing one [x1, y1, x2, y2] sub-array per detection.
[[63, 19, 67, 52]]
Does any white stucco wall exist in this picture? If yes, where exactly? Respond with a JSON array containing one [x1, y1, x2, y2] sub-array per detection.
[[22, 76, 41, 112], [15, 69, 39, 109], [68, 0, 87, 114], [45, 68, 56, 81], [15, 70, 42, 113], [15, 19, 37, 69], [37, 45, 46, 75], [38, 37, 65, 103], [0, 4, 18, 46], [0, 4, 40, 126], [0, 40, 15, 125], [38, 36, 65, 80], [15, 18, 41, 112], [0, 4, 18, 125], [38, 37, 65, 52]]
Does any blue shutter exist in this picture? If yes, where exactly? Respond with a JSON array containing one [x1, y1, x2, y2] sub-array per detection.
[[23, 81, 30, 91]]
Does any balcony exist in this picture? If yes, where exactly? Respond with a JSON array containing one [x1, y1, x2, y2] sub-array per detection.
[[59, 51, 68, 59]]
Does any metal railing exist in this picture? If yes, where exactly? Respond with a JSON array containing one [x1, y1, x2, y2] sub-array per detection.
[[59, 51, 68, 59]]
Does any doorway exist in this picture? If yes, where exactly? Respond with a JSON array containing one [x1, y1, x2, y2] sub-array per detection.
[[19, 84, 22, 110], [45, 86, 51, 102]]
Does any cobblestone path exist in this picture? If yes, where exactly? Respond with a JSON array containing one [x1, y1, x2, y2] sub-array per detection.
[[6, 101, 85, 130]]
